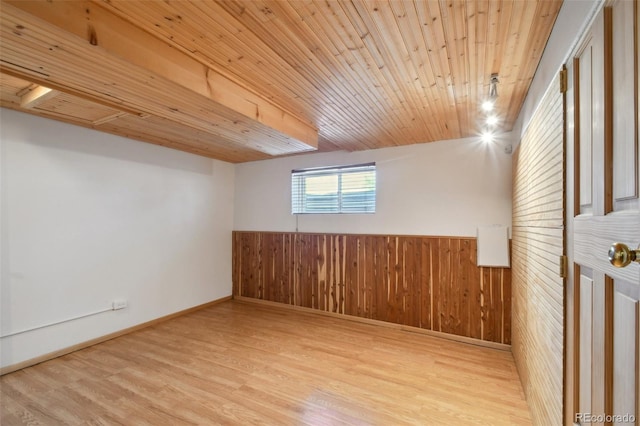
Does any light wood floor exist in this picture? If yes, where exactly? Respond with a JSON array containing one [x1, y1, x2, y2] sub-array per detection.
[[1, 301, 531, 425]]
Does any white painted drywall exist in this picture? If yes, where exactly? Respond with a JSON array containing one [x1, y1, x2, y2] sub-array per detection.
[[234, 134, 513, 237], [0, 109, 234, 368]]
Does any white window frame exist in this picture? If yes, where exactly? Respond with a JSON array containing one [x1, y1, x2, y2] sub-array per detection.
[[291, 162, 376, 214]]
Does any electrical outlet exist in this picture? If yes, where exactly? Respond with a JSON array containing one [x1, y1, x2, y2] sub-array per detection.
[[112, 299, 128, 310]]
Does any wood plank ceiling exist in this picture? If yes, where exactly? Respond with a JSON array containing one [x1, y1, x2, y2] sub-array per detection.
[[0, 0, 563, 163]]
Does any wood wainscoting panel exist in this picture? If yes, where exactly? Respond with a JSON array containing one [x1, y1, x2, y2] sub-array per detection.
[[233, 232, 511, 345]]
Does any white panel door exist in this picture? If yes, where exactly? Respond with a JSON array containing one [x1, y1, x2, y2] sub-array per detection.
[[568, 2, 640, 426]]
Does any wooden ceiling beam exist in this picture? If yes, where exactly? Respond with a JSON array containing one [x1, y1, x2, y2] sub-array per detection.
[[19, 84, 58, 109], [1, 0, 318, 155], [0, 66, 150, 118], [92, 112, 129, 126]]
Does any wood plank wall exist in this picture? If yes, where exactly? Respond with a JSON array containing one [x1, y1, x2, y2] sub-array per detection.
[[233, 232, 511, 345], [511, 72, 565, 425]]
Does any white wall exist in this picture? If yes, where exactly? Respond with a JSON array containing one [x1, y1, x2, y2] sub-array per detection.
[[0, 109, 234, 368], [235, 134, 513, 237]]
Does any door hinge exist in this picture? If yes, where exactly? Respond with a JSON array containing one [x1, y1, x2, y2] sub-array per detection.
[[559, 255, 568, 278], [559, 68, 568, 93]]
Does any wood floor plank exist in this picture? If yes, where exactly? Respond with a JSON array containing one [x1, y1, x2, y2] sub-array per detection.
[[0, 301, 531, 425]]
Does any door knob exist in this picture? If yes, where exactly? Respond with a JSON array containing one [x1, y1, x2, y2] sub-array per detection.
[[608, 242, 640, 268]]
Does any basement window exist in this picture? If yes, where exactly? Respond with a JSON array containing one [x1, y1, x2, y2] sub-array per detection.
[[291, 163, 376, 214]]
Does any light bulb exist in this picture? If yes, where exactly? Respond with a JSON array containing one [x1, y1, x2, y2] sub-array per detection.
[[486, 115, 498, 126], [482, 100, 494, 112], [481, 132, 494, 144]]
